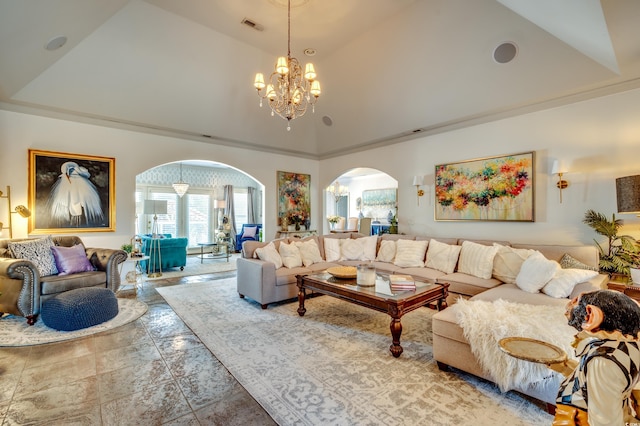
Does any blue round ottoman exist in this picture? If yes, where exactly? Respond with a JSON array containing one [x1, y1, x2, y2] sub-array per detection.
[[41, 287, 119, 331]]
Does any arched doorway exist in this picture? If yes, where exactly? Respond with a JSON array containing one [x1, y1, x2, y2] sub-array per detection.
[[135, 160, 264, 252], [325, 168, 398, 234]]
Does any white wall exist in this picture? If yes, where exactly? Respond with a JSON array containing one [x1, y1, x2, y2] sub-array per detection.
[[320, 88, 640, 244], [2, 86, 640, 249], [0, 110, 319, 247]]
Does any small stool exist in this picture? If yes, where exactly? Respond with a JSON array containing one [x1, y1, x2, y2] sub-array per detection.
[[42, 287, 119, 331]]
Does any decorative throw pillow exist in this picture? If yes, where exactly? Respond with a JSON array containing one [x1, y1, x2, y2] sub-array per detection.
[[341, 238, 365, 260], [323, 238, 342, 262], [357, 235, 378, 261], [294, 239, 323, 267], [279, 242, 303, 269], [376, 240, 396, 263], [241, 226, 258, 239], [8, 236, 59, 276], [425, 239, 461, 273], [542, 269, 599, 298], [492, 243, 535, 284], [515, 251, 560, 293], [255, 242, 283, 268], [559, 253, 598, 271], [50, 244, 95, 275], [394, 239, 429, 268], [457, 241, 499, 279]]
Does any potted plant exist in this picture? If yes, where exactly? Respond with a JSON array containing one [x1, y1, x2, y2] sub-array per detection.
[[583, 209, 640, 283], [327, 215, 340, 230]]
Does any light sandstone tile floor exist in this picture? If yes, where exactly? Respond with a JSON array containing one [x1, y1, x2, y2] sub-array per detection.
[[0, 271, 276, 426]]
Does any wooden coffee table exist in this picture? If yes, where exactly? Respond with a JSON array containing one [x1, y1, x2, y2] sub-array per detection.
[[296, 272, 448, 358]]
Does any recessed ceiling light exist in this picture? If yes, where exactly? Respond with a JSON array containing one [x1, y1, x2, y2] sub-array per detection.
[[493, 42, 518, 64], [45, 35, 67, 51], [304, 48, 316, 57], [322, 116, 333, 126]]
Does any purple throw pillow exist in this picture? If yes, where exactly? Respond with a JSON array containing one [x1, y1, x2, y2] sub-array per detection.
[[242, 226, 258, 239], [51, 244, 95, 276]]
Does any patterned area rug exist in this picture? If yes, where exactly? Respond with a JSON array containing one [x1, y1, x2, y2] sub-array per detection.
[[0, 298, 148, 347], [157, 279, 553, 425], [141, 254, 239, 281]]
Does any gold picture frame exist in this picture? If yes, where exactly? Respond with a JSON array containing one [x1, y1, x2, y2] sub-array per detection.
[[28, 149, 116, 233], [435, 151, 534, 222]]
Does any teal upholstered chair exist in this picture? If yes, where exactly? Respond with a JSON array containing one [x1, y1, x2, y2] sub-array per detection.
[[139, 234, 188, 273]]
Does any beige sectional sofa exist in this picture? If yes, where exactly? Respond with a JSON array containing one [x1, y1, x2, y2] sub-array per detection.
[[237, 232, 608, 411]]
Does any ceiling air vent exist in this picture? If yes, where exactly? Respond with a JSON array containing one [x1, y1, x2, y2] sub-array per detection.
[[241, 18, 264, 32]]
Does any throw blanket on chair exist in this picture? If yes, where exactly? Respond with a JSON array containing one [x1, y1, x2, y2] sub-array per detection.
[[454, 298, 576, 392]]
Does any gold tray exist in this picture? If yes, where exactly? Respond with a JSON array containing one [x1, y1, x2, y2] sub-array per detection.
[[326, 266, 357, 279], [499, 337, 567, 364]]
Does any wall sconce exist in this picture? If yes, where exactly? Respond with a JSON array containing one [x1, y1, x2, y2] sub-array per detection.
[[413, 175, 425, 205], [0, 185, 32, 238], [551, 160, 569, 203], [616, 175, 640, 216]]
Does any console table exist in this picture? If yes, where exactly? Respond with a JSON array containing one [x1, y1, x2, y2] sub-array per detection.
[[275, 229, 318, 239]]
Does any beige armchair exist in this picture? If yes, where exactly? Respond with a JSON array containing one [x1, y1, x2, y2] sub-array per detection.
[[0, 236, 127, 325]]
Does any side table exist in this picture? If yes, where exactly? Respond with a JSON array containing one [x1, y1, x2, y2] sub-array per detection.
[[118, 255, 150, 294], [607, 281, 640, 303]]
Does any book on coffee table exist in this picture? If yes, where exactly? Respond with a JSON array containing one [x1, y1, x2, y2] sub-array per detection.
[[389, 274, 416, 290]]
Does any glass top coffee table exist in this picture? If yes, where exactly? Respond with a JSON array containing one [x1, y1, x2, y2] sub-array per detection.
[[296, 271, 449, 358]]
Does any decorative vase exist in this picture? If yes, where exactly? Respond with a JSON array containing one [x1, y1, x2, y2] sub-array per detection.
[[630, 268, 640, 285], [281, 217, 288, 232], [295, 222, 300, 231], [330, 222, 336, 230]]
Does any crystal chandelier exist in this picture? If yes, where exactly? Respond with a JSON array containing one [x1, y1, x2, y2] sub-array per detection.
[[172, 163, 189, 198], [253, 0, 321, 131]]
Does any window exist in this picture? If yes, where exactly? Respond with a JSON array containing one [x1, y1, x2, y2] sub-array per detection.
[[188, 194, 210, 244], [233, 188, 248, 230]]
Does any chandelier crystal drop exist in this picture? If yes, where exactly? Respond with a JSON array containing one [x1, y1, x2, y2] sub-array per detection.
[[253, 0, 321, 131], [172, 163, 189, 198]]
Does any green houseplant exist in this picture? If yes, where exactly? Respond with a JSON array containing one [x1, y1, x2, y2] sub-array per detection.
[[583, 209, 640, 280]]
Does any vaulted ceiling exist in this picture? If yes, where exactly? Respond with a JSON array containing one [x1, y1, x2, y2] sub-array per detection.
[[1, 0, 639, 159]]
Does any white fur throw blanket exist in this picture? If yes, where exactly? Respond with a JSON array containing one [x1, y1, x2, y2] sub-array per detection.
[[454, 298, 577, 392]]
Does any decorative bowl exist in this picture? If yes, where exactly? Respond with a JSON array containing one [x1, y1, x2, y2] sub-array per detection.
[[326, 266, 357, 279]]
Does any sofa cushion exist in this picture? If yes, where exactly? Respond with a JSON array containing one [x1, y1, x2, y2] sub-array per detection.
[[492, 243, 535, 284], [438, 272, 503, 298], [425, 239, 461, 273], [8, 236, 59, 276], [275, 266, 310, 286], [400, 267, 446, 283], [559, 253, 598, 271], [51, 244, 95, 276], [457, 241, 498, 280], [294, 239, 323, 267], [515, 251, 560, 293], [279, 242, 303, 269], [376, 240, 396, 262], [323, 238, 342, 262], [541, 268, 599, 298], [393, 239, 429, 268], [255, 242, 283, 268]]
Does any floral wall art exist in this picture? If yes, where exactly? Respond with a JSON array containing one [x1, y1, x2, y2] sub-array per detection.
[[277, 171, 311, 228], [435, 152, 534, 222]]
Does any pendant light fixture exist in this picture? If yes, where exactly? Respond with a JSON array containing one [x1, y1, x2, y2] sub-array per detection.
[[172, 163, 189, 198]]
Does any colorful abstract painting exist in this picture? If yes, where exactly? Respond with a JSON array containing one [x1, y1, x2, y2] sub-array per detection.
[[435, 152, 534, 221], [277, 171, 311, 227]]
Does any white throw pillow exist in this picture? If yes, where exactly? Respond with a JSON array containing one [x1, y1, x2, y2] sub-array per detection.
[[341, 238, 365, 260], [492, 243, 535, 284], [376, 240, 396, 263], [279, 242, 303, 268], [457, 241, 499, 279], [358, 235, 378, 261], [254, 242, 283, 268], [323, 238, 342, 262], [515, 251, 560, 293], [394, 239, 429, 268], [542, 269, 599, 298], [294, 239, 323, 267], [425, 239, 462, 273]]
